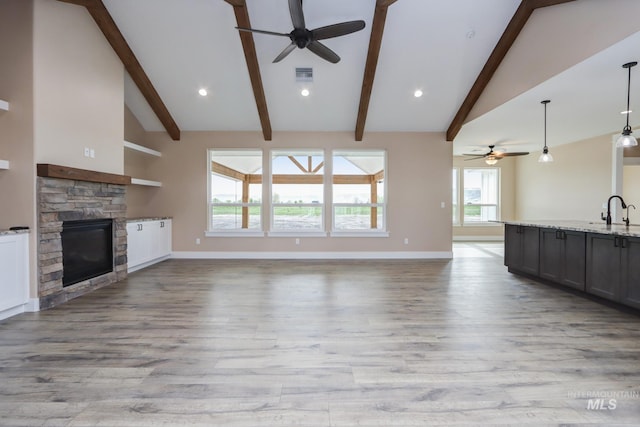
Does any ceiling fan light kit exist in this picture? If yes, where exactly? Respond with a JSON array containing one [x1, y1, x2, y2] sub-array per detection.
[[616, 61, 638, 148], [538, 100, 554, 163], [235, 0, 366, 64]]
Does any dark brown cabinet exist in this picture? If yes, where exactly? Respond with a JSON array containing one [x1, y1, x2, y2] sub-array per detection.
[[586, 233, 640, 308], [539, 228, 586, 290], [505, 224, 539, 276]]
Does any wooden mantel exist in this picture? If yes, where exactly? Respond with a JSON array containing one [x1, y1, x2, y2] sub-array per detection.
[[37, 164, 131, 185]]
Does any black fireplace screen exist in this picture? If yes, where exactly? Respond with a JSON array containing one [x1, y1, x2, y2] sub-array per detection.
[[61, 219, 113, 287]]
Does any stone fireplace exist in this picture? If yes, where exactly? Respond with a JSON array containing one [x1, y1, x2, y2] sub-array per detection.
[[37, 164, 130, 309]]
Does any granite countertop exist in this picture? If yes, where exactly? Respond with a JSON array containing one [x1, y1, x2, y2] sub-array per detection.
[[0, 228, 30, 236], [500, 220, 640, 238], [127, 217, 172, 223]]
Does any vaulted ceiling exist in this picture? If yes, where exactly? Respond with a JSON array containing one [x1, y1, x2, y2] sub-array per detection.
[[60, 0, 640, 156]]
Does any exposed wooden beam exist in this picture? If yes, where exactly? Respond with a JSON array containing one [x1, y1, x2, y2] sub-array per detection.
[[58, 0, 181, 141], [355, 0, 399, 141], [224, 0, 272, 141], [211, 161, 247, 181], [446, 0, 576, 141]]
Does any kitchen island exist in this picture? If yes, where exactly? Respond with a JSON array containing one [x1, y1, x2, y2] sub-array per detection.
[[503, 220, 640, 311]]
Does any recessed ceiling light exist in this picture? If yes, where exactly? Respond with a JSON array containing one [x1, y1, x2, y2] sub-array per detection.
[[301, 89, 310, 97], [198, 88, 208, 96], [414, 89, 423, 98]]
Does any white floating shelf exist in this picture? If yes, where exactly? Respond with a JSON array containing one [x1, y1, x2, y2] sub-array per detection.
[[130, 178, 162, 187], [124, 140, 161, 157], [0, 159, 9, 170], [0, 99, 8, 111]]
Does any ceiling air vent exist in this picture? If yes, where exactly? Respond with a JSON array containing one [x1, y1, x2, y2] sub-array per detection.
[[295, 67, 313, 82]]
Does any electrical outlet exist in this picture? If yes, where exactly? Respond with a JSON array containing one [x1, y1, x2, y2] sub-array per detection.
[[89, 148, 95, 158], [295, 238, 300, 245], [195, 238, 201, 245], [404, 238, 409, 245], [441, 201, 445, 208], [84, 147, 90, 157]]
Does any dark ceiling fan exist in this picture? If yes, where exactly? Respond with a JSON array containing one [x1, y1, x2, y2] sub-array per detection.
[[235, 0, 365, 64], [462, 145, 529, 162]]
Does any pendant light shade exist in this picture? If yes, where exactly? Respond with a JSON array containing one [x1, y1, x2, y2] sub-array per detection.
[[616, 61, 638, 148], [538, 100, 553, 163]]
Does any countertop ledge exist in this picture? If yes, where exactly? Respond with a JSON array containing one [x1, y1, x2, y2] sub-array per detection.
[[0, 229, 30, 236], [500, 220, 640, 238], [127, 217, 172, 223]]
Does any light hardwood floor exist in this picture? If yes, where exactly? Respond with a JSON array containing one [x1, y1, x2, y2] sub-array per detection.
[[1, 243, 639, 426]]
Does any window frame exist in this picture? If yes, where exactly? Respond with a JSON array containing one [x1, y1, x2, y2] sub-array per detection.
[[268, 149, 328, 236], [206, 149, 265, 237], [460, 167, 501, 226], [330, 149, 388, 237]]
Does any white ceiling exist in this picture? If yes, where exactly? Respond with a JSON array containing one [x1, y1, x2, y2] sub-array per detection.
[[102, 0, 640, 155]]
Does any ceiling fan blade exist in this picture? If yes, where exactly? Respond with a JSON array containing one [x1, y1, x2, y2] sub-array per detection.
[[311, 20, 366, 40], [273, 42, 296, 63], [499, 152, 529, 156], [236, 27, 290, 37], [306, 41, 340, 63], [462, 153, 488, 156], [288, 0, 305, 30], [464, 156, 487, 161]]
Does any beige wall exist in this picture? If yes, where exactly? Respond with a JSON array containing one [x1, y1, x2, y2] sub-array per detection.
[[452, 156, 516, 239], [468, 0, 640, 123], [515, 134, 612, 221], [136, 131, 452, 254], [33, 0, 124, 175], [0, 0, 36, 232], [623, 165, 640, 222], [0, 0, 37, 298]]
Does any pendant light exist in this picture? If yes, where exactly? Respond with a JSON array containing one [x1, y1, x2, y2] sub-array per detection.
[[616, 61, 638, 148], [538, 100, 553, 163]]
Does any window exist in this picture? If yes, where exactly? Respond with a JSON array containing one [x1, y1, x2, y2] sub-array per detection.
[[332, 150, 386, 232], [452, 168, 459, 225], [271, 150, 324, 232], [462, 168, 499, 223], [208, 150, 262, 232]]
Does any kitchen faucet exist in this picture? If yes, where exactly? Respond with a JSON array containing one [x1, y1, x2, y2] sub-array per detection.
[[601, 195, 627, 225], [624, 204, 636, 226]]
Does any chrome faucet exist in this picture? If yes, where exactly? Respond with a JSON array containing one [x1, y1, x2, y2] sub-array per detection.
[[601, 195, 627, 225], [624, 204, 636, 226]]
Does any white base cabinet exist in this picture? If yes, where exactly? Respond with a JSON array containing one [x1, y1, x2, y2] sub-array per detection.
[[126, 219, 172, 272], [0, 233, 29, 321]]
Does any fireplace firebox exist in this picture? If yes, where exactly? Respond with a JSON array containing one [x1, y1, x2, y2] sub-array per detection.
[[61, 219, 114, 287]]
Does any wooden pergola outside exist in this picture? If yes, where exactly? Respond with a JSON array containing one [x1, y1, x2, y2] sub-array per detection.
[[212, 156, 384, 229]]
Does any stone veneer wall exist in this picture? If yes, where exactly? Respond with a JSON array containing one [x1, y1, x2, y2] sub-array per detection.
[[38, 177, 127, 309]]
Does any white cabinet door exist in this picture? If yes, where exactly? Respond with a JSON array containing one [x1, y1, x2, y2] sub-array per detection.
[[127, 220, 171, 272], [0, 234, 29, 314], [158, 219, 171, 258], [127, 222, 148, 269]]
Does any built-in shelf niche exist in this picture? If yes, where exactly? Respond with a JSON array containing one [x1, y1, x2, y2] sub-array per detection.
[[0, 159, 9, 170], [123, 140, 162, 186]]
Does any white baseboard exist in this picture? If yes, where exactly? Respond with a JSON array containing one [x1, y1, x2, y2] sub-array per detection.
[[127, 255, 171, 273], [453, 236, 504, 242], [0, 304, 26, 321], [26, 298, 40, 312], [171, 251, 453, 260]]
